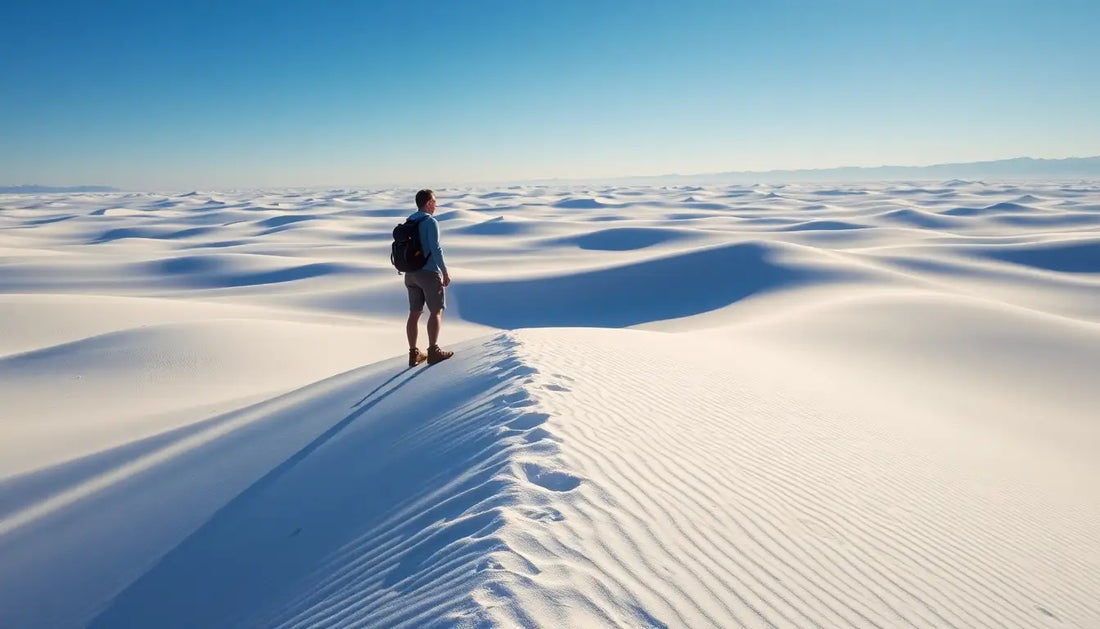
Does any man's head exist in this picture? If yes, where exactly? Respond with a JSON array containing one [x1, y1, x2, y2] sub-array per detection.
[[416, 189, 436, 214]]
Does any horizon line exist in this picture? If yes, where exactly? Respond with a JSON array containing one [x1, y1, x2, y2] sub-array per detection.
[[5, 153, 1099, 193]]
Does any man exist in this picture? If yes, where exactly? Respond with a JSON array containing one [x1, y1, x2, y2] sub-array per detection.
[[405, 189, 454, 366]]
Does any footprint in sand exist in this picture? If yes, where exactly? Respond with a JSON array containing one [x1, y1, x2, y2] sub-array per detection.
[[475, 558, 504, 573], [507, 413, 549, 430], [540, 373, 574, 392], [522, 462, 581, 492], [523, 427, 560, 444], [524, 507, 565, 522], [500, 390, 536, 408]]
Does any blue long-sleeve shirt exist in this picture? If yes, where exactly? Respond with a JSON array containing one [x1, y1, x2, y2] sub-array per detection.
[[407, 211, 448, 275]]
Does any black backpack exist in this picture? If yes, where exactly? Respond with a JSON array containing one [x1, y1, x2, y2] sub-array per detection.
[[391, 217, 430, 273]]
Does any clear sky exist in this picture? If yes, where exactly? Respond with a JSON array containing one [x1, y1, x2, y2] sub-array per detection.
[[2, 1, 1098, 190]]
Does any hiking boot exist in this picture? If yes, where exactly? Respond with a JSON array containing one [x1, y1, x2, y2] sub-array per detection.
[[409, 347, 427, 367], [427, 344, 453, 365]]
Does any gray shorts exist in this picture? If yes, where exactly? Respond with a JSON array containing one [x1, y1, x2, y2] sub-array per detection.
[[405, 270, 446, 313]]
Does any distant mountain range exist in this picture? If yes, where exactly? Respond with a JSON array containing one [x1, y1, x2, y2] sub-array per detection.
[[0, 185, 119, 193], [4, 156, 1099, 192], [635, 156, 1100, 185]]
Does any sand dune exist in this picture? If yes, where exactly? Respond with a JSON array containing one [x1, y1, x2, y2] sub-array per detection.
[[1, 181, 1098, 627]]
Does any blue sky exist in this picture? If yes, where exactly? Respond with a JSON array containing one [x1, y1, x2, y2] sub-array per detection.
[[2, 1, 1098, 190]]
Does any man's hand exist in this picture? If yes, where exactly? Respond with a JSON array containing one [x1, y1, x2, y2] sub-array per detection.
[[442, 273, 451, 287]]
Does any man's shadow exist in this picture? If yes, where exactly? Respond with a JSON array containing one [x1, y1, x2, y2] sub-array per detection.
[[243, 366, 430, 500], [90, 364, 435, 627]]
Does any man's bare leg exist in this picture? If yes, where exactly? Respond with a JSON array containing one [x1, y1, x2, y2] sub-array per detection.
[[427, 309, 442, 348], [426, 309, 453, 364], [407, 310, 422, 349]]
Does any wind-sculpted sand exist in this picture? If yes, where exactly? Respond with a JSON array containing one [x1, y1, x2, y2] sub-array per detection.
[[1, 182, 1098, 627]]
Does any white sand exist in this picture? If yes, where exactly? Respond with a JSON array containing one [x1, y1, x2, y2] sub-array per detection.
[[1, 182, 1098, 627]]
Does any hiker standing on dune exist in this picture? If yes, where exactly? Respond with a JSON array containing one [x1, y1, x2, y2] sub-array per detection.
[[399, 189, 454, 367]]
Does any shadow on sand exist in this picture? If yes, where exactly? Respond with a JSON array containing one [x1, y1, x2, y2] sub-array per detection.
[[90, 338, 559, 628]]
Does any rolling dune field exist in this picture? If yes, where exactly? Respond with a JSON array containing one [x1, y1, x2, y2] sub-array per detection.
[[1, 181, 1098, 628]]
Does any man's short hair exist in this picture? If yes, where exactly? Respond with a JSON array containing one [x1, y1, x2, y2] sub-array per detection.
[[416, 189, 434, 210]]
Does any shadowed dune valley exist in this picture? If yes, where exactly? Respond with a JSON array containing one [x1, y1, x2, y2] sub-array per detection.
[[2, 182, 1099, 628]]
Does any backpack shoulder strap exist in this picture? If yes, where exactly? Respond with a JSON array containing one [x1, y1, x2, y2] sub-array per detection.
[[412, 215, 432, 262]]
